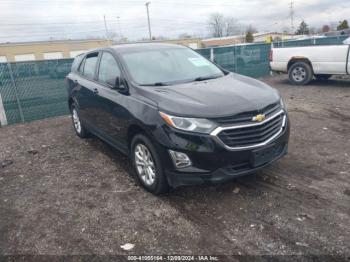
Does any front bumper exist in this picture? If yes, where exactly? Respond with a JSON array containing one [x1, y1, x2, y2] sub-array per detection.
[[166, 142, 288, 188], [155, 118, 290, 188]]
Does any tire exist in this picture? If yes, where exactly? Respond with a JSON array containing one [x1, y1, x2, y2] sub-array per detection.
[[131, 134, 169, 195], [70, 103, 89, 138], [315, 74, 332, 81], [288, 62, 313, 86]]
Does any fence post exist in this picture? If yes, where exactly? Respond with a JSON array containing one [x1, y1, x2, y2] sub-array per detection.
[[7, 62, 24, 123], [210, 48, 214, 62], [234, 45, 237, 73], [0, 93, 8, 126]]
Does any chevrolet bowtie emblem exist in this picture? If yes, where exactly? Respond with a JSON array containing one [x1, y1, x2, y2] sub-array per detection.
[[252, 114, 266, 122]]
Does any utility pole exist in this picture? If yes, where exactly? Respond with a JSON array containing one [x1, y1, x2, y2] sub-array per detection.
[[103, 15, 110, 44], [117, 16, 123, 42], [145, 2, 152, 40], [117, 16, 122, 35], [289, 0, 295, 36]]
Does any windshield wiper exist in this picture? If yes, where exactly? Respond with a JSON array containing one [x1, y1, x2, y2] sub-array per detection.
[[194, 75, 222, 82], [140, 82, 168, 86]]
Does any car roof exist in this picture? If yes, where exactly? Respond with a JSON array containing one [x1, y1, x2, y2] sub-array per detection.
[[109, 43, 186, 53], [75, 43, 187, 59]]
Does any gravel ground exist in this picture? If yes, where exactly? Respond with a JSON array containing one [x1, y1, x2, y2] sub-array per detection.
[[0, 75, 349, 261]]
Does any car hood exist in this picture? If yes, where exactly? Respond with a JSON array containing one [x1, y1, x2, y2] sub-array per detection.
[[137, 73, 280, 118]]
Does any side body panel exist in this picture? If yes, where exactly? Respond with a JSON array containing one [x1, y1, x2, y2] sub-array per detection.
[[73, 75, 99, 126], [271, 45, 349, 74]]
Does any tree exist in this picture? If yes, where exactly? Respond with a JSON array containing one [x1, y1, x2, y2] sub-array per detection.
[[322, 25, 330, 33], [244, 25, 256, 43], [246, 25, 258, 34], [295, 20, 310, 35], [245, 31, 254, 43], [208, 13, 225, 37], [208, 13, 241, 37], [224, 17, 240, 36], [151, 35, 168, 40], [337, 20, 349, 30]]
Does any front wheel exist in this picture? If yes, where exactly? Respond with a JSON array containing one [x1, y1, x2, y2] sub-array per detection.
[[288, 62, 313, 86], [131, 134, 169, 195]]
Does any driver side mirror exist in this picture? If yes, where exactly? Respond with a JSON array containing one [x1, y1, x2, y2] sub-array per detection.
[[107, 76, 129, 94]]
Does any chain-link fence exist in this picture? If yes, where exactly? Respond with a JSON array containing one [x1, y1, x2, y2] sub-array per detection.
[[197, 43, 271, 78], [0, 35, 349, 126], [0, 59, 72, 125], [273, 35, 348, 48]]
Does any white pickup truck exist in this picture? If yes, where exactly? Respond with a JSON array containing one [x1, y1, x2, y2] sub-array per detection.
[[270, 37, 350, 85]]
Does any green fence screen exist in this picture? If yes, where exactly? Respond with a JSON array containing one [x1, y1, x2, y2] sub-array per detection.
[[0, 35, 348, 125], [215, 43, 271, 78], [0, 59, 72, 125]]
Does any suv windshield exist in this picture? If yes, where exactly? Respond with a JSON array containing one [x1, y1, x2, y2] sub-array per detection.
[[120, 47, 224, 85]]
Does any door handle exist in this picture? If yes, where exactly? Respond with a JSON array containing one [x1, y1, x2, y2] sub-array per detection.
[[93, 88, 99, 94]]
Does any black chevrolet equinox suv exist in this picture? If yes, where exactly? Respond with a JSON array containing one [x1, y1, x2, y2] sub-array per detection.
[[66, 43, 290, 194]]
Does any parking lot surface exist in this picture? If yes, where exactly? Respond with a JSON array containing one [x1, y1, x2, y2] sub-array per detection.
[[0, 75, 349, 259]]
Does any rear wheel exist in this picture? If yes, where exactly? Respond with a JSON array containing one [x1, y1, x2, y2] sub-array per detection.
[[131, 134, 169, 195], [288, 62, 313, 86], [315, 74, 332, 81], [71, 103, 89, 138]]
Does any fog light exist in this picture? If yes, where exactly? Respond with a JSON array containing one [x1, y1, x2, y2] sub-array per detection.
[[169, 150, 192, 169]]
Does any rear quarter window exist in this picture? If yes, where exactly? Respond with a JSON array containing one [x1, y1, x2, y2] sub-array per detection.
[[71, 54, 84, 73], [77, 52, 99, 79]]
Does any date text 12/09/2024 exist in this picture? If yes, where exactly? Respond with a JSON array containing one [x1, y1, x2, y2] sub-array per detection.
[[127, 255, 219, 261]]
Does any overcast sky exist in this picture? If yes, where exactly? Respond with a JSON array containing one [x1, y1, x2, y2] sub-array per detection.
[[0, 0, 349, 43]]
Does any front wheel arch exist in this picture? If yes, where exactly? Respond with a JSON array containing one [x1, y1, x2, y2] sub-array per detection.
[[127, 124, 152, 151]]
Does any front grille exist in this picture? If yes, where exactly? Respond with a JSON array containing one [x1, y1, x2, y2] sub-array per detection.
[[212, 103, 281, 126], [213, 110, 286, 149]]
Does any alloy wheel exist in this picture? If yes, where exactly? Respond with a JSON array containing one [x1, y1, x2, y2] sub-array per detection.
[[134, 144, 156, 186], [72, 108, 81, 134]]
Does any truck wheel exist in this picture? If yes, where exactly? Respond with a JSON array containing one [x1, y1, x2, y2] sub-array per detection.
[[288, 62, 313, 86], [315, 74, 332, 81], [131, 134, 169, 195]]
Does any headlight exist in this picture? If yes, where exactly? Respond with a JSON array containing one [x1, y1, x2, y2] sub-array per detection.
[[159, 112, 217, 134]]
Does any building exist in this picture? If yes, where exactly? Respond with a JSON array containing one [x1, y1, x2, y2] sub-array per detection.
[[202, 35, 243, 47], [156, 38, 203, 49], [0, 39, 110, 62], [113, 38, 204, 49], [0, 38, 205, 63], [202, 32, 293, 47]]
